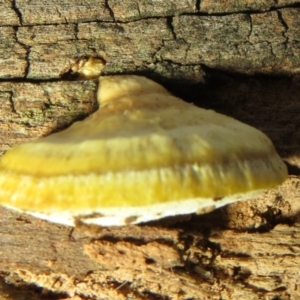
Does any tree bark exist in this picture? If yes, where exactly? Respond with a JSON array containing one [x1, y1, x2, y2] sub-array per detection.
[[0, 1, 300, 299]]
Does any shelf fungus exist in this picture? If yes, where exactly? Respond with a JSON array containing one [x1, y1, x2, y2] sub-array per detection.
[[0, 75, 287, 226]]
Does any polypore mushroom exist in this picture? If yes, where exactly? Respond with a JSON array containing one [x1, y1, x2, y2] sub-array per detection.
[[0, 75, 287, 226]]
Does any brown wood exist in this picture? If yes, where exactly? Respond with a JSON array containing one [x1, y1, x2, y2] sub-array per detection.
[[0, 1, 300, 299]]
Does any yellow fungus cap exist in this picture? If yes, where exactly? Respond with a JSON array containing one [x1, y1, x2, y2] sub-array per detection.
[[0, 75, 287, 226]]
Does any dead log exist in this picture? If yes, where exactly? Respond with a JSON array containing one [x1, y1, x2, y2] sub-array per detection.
[[0, 1, 300, 299]]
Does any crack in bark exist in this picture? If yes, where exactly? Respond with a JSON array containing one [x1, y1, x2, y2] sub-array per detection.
[[12, 26, 30, 78], [105, 0, 116, 22], [54, 6, 68, 24], [136, 2, 142, 19], [248, 14, 253, 41], [276, 10, 289, 51], [11, 0, 23, 25], [74, 23, 79, 41], [166, 16, 177, 40], [4, 91, 18, 114], [196, 0, 200, 11], [277, 10, 289, 34]]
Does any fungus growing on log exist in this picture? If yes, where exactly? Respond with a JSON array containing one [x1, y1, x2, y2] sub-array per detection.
[[0, 75, 287, 226]]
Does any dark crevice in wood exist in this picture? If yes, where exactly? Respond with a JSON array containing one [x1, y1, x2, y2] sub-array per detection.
[[166, 17, 177, 40], [285, 162, 300, 176], [0, 276, 68, 300], [13, 26, 30, 78], [195, 0, 200, 11], [11, 0, 23, 25], [105, 0, 116, 22], [276, 9, 289, 49], [7, 91, 17, 114], [277, 10, 289, 31]]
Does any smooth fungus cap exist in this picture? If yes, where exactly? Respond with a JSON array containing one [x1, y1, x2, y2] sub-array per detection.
[[0, 75, 288, 226]]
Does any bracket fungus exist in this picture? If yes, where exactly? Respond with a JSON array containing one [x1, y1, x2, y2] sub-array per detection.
[[0, 75, 287, 226]]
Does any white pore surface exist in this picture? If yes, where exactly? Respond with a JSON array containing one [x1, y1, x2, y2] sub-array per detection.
[[4, 189, 265, 227]]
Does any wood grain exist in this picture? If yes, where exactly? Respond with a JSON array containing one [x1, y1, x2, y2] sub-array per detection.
[[0, 1, 300, 299]]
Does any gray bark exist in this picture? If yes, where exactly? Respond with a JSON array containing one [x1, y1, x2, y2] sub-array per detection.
[[0, 1, 300, 299]]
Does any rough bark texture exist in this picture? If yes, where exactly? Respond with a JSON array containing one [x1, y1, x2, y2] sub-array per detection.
[[0, 1, 300, 299]]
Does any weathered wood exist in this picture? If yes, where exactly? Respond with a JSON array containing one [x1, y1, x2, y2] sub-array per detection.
[[200, 0, 300, 13], [0, 81, 98, 154], [0, 1, 300, 299], [1, 2, 300, 79], [1, 177, 300, 299]]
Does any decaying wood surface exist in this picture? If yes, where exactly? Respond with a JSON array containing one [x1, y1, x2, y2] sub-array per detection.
[[0, 1, 300, 299]]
